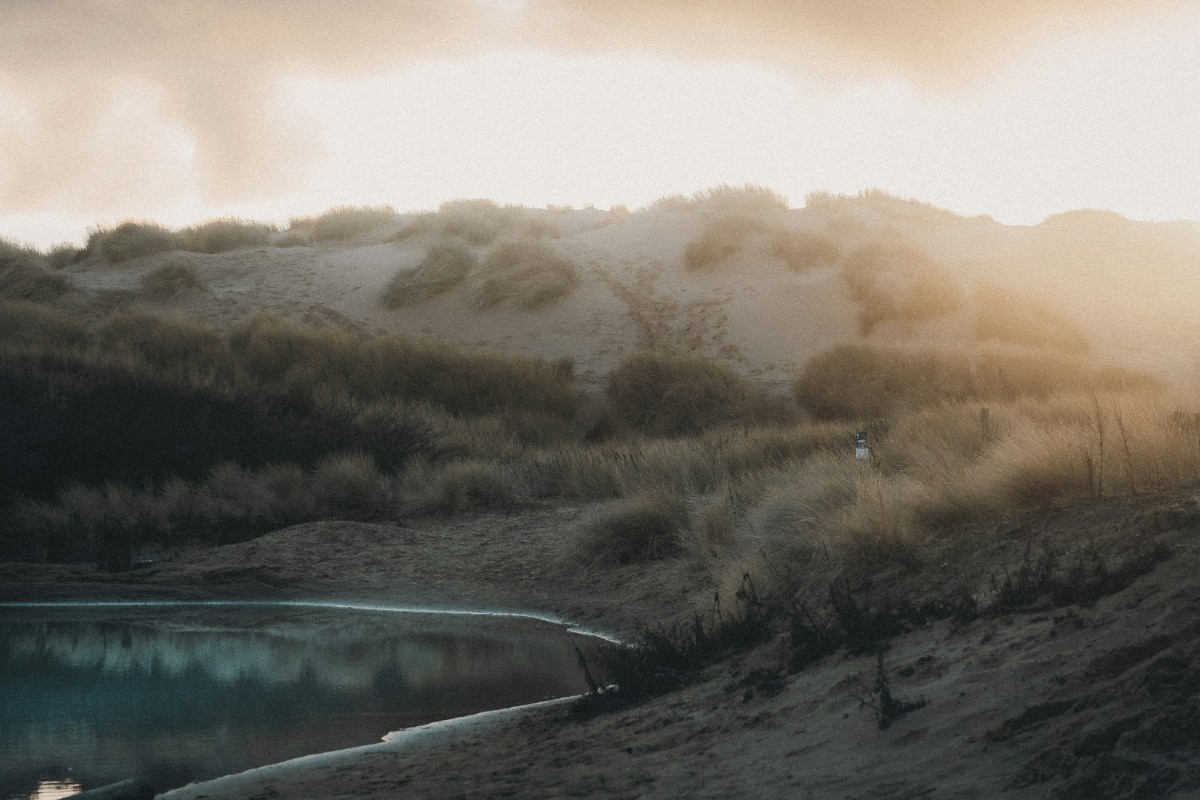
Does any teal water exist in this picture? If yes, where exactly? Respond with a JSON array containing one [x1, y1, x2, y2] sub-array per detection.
[[0, 602, 599, 798]]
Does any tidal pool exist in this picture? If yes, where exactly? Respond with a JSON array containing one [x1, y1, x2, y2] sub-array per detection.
[[0, 601, 606, 798]]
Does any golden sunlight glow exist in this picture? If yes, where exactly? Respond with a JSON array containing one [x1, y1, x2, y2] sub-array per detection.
[[0, 4, 1197, 247]]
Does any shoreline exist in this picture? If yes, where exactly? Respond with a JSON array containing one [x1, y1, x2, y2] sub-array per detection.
[[158, 695, 583, 800]]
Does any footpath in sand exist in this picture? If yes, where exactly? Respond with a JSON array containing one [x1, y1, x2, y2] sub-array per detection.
[[3, 493, 1200, 798]]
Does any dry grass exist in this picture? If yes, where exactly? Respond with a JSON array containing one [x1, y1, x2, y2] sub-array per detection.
[[437, 199, 526, 245], [683, 215, 764, 270], [46, 243, 83, 269], [381, 244, 475, 308], [177, 218, 274, 253], [702, 389, 1197, 593], [0, 243, 70, 303], [770, 229, 842, 271], [310, 452, 390, 519], [99, 311, 227, 373], [841, 241, 962, 334], [396, 458, 520, 515], [793, 342, 1152, 422], [140, 261, 208, 301], [573, 490, 691, 566], [0, 300, 87, 349], [691, 184, 789, 212], [472, 240, 579, 310], [290, 205, 401, 242], [805, 189, 971, 227], [794, 343, 975, 421], [606, 350, 777, 436], [973, 281, 1090, 353], [87, 221, 180, 263]]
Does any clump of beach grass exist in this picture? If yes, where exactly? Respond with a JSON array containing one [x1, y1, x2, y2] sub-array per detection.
[[140, 261, 207, 301], [381, 244, 475, 308], [473, 240, 579, 310]]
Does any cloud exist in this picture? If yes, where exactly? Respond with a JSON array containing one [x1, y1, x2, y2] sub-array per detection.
[[0, 0, 498, 212], [0, 0, 1187, 215], [515, 1, 1188, 85]]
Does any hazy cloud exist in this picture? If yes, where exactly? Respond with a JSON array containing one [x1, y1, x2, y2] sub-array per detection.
[[0, 0, 1187, 214], [516, 1, 1183, 83], [0, 0, 498, 212]]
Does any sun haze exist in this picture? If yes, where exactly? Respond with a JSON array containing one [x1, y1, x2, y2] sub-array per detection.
[[0, 0, 1197, 246]]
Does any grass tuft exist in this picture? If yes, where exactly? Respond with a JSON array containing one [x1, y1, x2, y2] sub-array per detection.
[[0, 239, 70, 302], [574, 490, 690, 566], [769, 229, 842, 271], [290, 205, 400, 242], [841, 241, 961, 334], [607, 350, 774, 436], [177, 218, 274, 253], [140, 261, 208, 301], [473, 240, 579, 310], [683, 216, 763, 270], [87, 221, 180, 263], [381, 244, 475, 307]]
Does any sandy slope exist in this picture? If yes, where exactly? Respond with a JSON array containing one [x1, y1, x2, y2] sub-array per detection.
[[53, 200, 1200, 390], [5, 492, 1199, 798]]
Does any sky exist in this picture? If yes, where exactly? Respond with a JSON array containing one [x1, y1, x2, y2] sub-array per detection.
[[1, 0, 1198, 248]]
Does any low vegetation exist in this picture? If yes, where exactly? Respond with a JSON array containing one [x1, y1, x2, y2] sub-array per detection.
[[140, 261, 207, 300], [289, 205, 401, 242], [86, 221, 180, 263], [0, 239, 70, 302], [770, 229, 842, 271], [574, 490, 691, 566], [381, 244, 475, 307], [793, 342, 1151, 421], [473, 240, 579, 310], [683, 216, 763, 270], [177, 218, 274, 253], [841, 241, 962, 334], [606, 350, 783, 436], [972, 281, 1090, 353]]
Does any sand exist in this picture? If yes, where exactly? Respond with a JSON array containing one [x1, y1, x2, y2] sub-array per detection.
[[5, 491, 1199, 799]]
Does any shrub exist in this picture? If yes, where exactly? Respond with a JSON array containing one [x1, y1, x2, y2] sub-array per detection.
[[974, 348, 1156, 401], [0, 300, 87, 349], [140, 261, 207, 300], [46, 243, 83, 269], [177, 217, 274, 253], [794, 340, 1158, 423], [437, 199, 524, 245], [99, 311, 227, 373], [310, 452, 390, 518], [794, 343, 975, 421], [291, 205, 400, 242], [473, 241, 579, 310], [683, 216, 763, 270], [691, 184, 789, 212], [381, 244, 475, 308], [0, 240, 70, 302], [87, 221, 180, 263], [642, 193, 692, 212], [769, 229, 841, 271], [397, 458, 520, 515], [805, 189, 966, 227], [841, 241, 961, 334], [972, 282, 1090, 353], [606, 350, 767, 436], [574, 490, 690, 565]]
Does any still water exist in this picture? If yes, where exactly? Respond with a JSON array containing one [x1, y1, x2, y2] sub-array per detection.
[[0, 602, 602, 798]]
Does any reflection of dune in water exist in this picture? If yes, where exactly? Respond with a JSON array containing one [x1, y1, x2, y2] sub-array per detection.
[[0, 605, 599, 796], [0, 604, 593, 691]]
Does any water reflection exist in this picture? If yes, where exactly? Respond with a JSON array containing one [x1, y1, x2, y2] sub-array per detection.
[[0, 604, 595, 798]]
